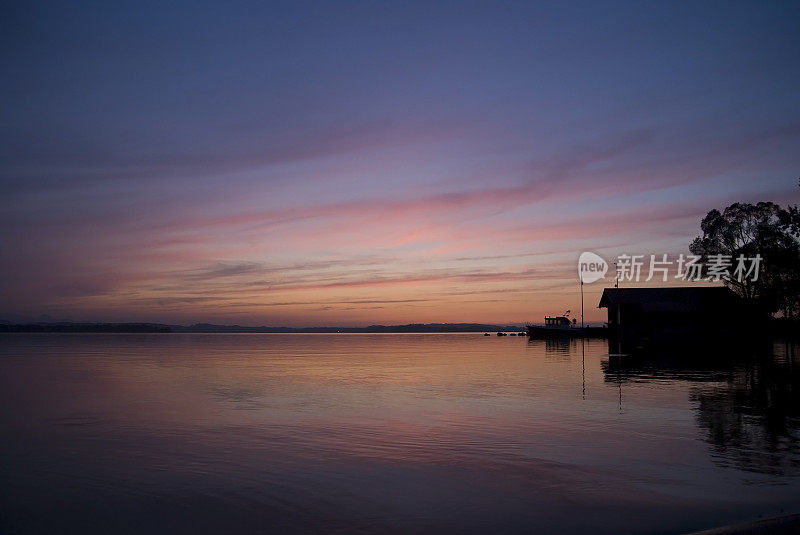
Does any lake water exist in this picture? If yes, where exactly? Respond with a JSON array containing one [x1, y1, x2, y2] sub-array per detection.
[[1, 333, 798, 534]]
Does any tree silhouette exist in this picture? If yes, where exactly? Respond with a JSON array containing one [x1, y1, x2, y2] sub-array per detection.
[[690, 201, 800, 318]]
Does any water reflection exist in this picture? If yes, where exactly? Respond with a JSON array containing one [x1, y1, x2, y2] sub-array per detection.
[[601, 341, 800, 475], [544, 337, 575, 356], [1, 333, 799, 534]]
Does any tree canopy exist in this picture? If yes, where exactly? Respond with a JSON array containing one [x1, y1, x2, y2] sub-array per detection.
[[690, 201, 800, 318]]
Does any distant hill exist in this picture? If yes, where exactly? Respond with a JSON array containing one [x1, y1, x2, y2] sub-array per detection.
[[170, 323, 523, 333]]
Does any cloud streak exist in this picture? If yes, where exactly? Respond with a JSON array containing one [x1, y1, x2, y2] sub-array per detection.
[[1, 2, 799, 324]]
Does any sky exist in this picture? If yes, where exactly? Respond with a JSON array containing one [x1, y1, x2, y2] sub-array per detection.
[[1, 0, 799, 326]]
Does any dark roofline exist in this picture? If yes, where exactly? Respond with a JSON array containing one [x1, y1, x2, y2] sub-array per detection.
[[598, 286, 739, 309]]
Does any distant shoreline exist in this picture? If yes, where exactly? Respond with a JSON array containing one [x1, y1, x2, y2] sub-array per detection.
[[0, 322, 527, 334], [2, 319, 795, 338]]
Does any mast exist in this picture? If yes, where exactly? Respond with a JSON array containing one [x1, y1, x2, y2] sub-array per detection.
[[580, 277, 584, 329]]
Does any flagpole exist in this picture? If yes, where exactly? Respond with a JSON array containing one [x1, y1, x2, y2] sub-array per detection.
[[580, 277, 584, 329]]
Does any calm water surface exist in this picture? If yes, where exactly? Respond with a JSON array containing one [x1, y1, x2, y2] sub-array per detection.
[[1, 333, 798, 534]]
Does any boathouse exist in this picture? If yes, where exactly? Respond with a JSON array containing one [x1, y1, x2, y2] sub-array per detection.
[[598, 287, 746, 351]]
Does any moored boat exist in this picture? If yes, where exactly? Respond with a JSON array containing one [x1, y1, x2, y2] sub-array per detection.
[[526, 324, 607, 338]]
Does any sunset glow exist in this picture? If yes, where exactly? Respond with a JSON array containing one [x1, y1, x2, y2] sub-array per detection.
[[2, 1, 798, 326]]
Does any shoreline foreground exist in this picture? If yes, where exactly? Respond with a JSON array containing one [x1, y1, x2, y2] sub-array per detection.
[[688, 513, 800, 535]]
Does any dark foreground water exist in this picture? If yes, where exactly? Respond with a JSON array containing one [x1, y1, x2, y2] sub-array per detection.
[[1, 334, 798, 534]]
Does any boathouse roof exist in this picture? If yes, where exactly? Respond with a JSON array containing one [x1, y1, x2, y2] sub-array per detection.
[[598, 287, 741, 312]]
